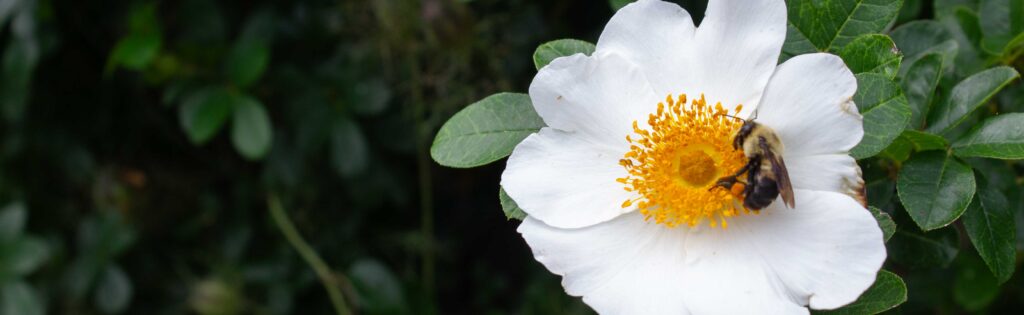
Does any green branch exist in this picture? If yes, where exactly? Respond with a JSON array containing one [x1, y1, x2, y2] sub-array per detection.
[[267, 194, 352, 315]]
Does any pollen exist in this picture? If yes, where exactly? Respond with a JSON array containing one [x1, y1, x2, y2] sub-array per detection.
[[618, 94, 749, 228]]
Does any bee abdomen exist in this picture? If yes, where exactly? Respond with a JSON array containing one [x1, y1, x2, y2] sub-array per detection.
[[744, 178, 780, 211]]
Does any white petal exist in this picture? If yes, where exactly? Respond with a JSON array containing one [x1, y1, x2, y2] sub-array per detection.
[[786, 154, 865, 203], [520, 212, 811, 315], [684, 189, 886, 311], [529, 51, 659, 145], [596, 0, 698, 95], [694, 0, 788, 110], [519, 212, 693, 315], [596, 0, 787, 112], [519, 189, 885, 314], [502, 128, 636, 229], [756, 53, 862, 157]]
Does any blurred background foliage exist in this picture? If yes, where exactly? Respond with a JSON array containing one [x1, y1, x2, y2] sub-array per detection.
[[0, 0, 1022, 314]]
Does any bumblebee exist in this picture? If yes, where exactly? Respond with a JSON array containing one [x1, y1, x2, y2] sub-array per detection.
[[712, 115, 795, 211]]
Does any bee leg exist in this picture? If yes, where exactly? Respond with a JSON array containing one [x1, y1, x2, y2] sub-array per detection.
[[710, 159, 756, 191], [711, 176, 738, 191]]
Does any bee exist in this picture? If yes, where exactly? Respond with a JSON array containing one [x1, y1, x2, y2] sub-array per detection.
[[712, 114, 795, 211]]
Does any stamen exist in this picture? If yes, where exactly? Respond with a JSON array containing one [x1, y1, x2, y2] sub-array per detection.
[[617, 93, 748, 228]]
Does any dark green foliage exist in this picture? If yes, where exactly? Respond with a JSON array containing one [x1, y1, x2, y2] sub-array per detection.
[[782, 0, 904, 59], [0, 0, 567, 313]]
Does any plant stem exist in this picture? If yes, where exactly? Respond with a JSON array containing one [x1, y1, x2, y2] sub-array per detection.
[[408, 48, 436, 306], [267, 194, 352, 315]]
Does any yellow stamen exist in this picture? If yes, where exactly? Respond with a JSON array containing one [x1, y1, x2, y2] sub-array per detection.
[[617, 93, 748, 228]]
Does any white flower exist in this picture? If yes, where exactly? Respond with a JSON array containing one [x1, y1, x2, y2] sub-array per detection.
[[500, 0, 887, 314]]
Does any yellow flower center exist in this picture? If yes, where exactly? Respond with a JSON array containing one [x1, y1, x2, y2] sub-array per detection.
[[618, 94, 749, 228]]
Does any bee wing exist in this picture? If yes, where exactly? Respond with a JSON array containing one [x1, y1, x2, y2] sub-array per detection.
[[761, 140, 795, 208]]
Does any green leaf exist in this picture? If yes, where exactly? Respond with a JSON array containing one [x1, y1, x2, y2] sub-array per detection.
[[879, 130, 947, 161], [902, 130, 948, 151], [226, 40, 269, 88], [896, 151, 976, 231], [926, 66, 1020, 134], [962, 181, 1016, 283], [126, 3, 160, 34], [782, 0, 903, 58], [107, 32, 161, 71], [901, 53, 944, 129], [879, 135, 913, 161], [896, 0, 922, 23], [431, 93, 545, 168], [349, 79, 392, 117], [941, 8, 987, 77], [889, 21, 958, 77], [0, 237, 50, 280], [230, 95, 274, 160], [933, 0, 979, 18], [967, 158, 1017, 191], [952, 113, 1024, 159], [869, 207, 896, 242], [94, 265, 133, 314], [65, 259, 97, 300], [0, 202, 26, 243], [609, 0, 633, 10], [180, 88, 234, 145], [499, 187, 526, 221], [890, 20, 952, 57], [225, 11, 274, 88], [79, 213, 136, 257], [0, 1, 19, 25], [533, 39, 596, 70], [888, 227, 960, 268], [0, 282, 43, 315], [978, 0, 1024, 54], [65, 214, 137, 300], [851, 73, 911, 159], [839, 34, 902, 79], [815, 270, 906, 315], [1, 13, 41, 123], [349, 259, 406, 314], [999, 32, 1024, 58], [106, 3, 162, 72], [953, 253, 1000, 311], [330, 117, 369, 178]]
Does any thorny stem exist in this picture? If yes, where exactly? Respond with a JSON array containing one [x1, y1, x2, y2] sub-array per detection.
[[268, 194, 352, 315]]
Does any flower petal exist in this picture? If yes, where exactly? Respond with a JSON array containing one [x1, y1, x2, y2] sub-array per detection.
[[519, 189, 885, 314], [684, 189, 886, 311], [502, 128, 636, 229], [596, 0, 698, 95], [694, 0, 787, 110], [761, 191, 885, 309], [756, 53, 862, 157], [786, 154, 865, 203], [519, 212, 693, 315], [520, 212, 811, 315], [596, 0, 787, 111], [529, 51, 659, 145]]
